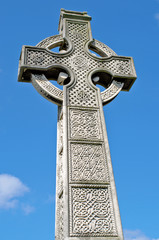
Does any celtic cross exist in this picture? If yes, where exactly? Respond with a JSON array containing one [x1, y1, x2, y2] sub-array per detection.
[[18, 9, 136, 240]]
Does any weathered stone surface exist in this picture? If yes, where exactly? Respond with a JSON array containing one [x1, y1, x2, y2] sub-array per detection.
[[18, 9, 136, 240]]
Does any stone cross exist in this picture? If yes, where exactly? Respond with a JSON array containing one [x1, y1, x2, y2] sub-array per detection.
[[18, 9, 136, 240]]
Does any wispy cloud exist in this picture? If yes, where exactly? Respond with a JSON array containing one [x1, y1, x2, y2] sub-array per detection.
[[0, 174, 29, 209], [124, 229, 159, 240], [46, 194, 55, 203], [22, 204, 35, 215], [155, 13, 159, 23]]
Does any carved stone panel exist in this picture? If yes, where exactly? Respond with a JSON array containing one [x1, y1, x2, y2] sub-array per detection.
[[70, 186, 117, 237], [69, 109, 101, 140], [69, 143, 109, 183]]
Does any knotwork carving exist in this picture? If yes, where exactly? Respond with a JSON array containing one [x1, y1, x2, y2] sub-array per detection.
[[69, 109, 101, 140], [70, 186, 117, 236], [72, 56, 88, 69], [70, 143, 109, 182], [77, 90, 88, 102]]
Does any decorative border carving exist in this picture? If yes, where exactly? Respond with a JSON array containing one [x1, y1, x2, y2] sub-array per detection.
[[36, 34, 64, 49], [89, 39, 117, 57], [101, 80, 124, 105], [31, 73, 63, 105]]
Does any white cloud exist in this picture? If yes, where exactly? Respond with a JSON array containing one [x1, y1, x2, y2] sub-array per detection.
[[22, 204, 35, 215], [124, 229, 159, 240], [0, 174, 29, 209]]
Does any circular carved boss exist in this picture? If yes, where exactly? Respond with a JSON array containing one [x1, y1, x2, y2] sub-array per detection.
[[31, 35, 123, 105], [72, 56, 88, 69]]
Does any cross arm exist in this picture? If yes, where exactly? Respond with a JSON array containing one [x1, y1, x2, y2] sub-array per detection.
[[90, 54, 137, 91], [106, 55, 136, 91], [18, 45, 70, 83]]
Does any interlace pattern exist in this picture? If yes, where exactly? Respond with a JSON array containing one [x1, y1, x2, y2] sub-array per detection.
[[70, 187, 117, 236], [70, 143, 109, 182], [69, 109, 101, 140]]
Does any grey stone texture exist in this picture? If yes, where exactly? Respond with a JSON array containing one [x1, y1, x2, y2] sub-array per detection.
[[18, 9, 136, 240]]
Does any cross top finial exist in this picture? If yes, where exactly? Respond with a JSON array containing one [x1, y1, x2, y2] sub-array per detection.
[[60, 9, 89, 16], [58, 9, 91, 32]]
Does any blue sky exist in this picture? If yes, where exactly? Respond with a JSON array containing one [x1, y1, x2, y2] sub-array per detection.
[[0, 0, 159, 239]]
